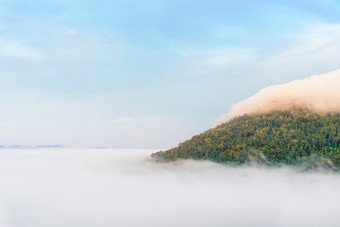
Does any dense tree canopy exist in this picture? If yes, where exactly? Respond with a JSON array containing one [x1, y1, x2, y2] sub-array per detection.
[[151, 110, 340, 167]]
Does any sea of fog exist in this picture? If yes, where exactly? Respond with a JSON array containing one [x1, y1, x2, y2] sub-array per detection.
[[0, 148, 340, 227]]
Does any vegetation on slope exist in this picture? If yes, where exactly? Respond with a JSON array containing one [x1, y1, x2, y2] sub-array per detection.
[[151, 110, 340, 167]]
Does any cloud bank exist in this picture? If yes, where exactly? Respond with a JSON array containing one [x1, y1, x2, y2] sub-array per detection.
[[217, 69, 340, 125], [0, 149, 340, 227]]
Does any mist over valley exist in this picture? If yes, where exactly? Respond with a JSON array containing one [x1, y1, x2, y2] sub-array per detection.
[[0, 148, 340, 227]]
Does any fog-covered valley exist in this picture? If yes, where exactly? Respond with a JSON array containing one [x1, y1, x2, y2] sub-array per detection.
[[0, 148, 339, 227]]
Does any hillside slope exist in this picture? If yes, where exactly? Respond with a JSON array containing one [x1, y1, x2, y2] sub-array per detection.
[[152, 110, 340, 166]]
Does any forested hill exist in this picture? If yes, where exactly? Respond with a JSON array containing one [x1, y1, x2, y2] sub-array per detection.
[[151, 110, 340, 166]]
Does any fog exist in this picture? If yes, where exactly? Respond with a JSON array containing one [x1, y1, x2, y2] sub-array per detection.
[[0, 148, 340, 227], [217, 69, 340, 124]]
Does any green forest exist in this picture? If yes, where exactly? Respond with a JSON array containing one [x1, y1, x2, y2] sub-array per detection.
[[152, 110, 340, 167]]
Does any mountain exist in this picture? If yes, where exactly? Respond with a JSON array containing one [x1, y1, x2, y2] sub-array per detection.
[[0, 145, 63, 149], [151, 110, 340, 167]]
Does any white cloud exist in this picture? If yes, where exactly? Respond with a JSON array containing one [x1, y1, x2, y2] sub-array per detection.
[[216, 69, 340, 124], [68, 29, 78, 35], [113, 117, 162, 123], [1, 42, 44, 60], [252, 24, 340, 82]]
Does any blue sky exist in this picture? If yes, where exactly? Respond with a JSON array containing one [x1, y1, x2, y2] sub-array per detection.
[[0, 0, 340, 148]]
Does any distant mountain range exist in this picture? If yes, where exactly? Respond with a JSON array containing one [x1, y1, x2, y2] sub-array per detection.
[[0, 145, 63, 149]]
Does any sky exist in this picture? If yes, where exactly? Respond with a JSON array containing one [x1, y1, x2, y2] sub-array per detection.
[[1, 0, 340, 148]]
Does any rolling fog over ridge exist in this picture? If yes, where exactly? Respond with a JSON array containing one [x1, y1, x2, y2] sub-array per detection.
[[217, 69, 340, 125], [1, 148, 340, 227]]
